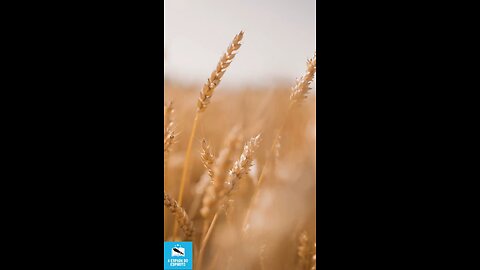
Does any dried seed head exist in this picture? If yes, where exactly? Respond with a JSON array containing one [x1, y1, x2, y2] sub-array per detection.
[[225, 134, 261, 195], [200, 128, 242, 219], [164, 101, 174, 135], [164, 125, 176, 169], [290, 52, 317, 105], [164, 190, 194, 240], [200, 139, 215, 179], [197, 31, 244, 112]]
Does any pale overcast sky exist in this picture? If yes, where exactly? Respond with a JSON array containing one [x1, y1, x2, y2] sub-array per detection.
[[164, 0, 316, 87]]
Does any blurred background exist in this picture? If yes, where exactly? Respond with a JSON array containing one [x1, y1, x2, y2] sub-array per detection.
[[164, 0, 316, 88]]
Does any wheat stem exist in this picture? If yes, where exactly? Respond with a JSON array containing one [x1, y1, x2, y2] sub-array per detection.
[[173, 112, 200, 239], [196, 212, 219, 270]]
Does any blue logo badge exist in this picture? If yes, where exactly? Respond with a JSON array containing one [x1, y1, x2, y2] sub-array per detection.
[[164, 242, 193, 270]]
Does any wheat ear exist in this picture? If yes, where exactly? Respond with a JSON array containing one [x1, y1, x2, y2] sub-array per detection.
[[200, 128, 241, 220], [224, 134, 261, 196], [164, 128, 175, 164], [164, 190, 194, 241], [290, 52, 317, 105], [197, 31, 244, 112], [164, 101, 175, 172], [200, 139, 215, 180], [164, 101, 174, 136]]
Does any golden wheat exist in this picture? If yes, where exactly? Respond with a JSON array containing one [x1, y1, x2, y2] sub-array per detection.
[[164, 190, 194, 241], [164, 31, 316, 270], [197, 31, 244, 112]]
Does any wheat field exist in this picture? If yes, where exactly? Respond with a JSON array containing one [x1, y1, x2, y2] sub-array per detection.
[[164, 31, 316, 270]]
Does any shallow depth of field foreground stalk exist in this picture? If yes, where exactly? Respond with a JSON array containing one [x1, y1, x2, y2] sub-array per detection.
[[173, 31, 244, 239]]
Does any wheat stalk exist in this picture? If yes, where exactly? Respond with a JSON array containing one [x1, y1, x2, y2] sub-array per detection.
[[175, 32, 245, 241], [200, 127, 241, 220], [263, 52, 317, 182], [197, 134, 261, 269], [242, 52, 317, 232]]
